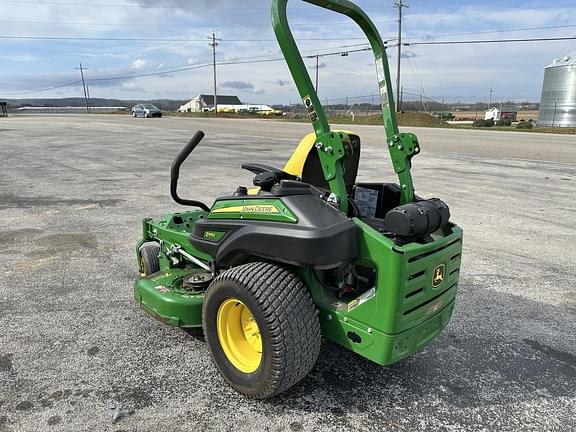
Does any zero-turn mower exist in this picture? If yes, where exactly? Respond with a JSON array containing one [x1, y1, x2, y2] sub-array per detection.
[[134, 0, 463, 399]]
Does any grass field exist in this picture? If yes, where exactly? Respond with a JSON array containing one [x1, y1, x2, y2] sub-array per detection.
[[452, 110, 540, 121], [166, 110, 576, 134]]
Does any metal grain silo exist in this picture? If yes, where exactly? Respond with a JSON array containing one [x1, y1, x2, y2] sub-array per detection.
[[539, 53, 576, 127]]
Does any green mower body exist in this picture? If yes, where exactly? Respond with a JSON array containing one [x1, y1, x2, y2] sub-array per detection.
[[134, 0, 463, 398], [136, 205, 462, 366]]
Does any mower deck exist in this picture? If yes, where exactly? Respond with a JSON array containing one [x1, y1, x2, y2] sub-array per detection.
[[135, 268, 205, 327]]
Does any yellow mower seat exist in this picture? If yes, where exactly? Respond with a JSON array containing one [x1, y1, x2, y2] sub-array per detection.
[[284, 131, 361, 194]]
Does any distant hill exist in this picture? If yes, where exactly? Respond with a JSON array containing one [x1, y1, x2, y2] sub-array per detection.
[[2, 97, 188, 112]]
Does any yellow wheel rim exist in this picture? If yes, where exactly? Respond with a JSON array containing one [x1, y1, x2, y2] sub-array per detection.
[[139, 257, 147, 277], [216, 298, 262, 373]]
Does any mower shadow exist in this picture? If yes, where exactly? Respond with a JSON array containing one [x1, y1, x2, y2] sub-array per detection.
[[181, 327, 205, 342], [265, 281, 576, 415]]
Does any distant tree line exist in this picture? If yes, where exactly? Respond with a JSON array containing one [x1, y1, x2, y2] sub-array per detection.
[[2, 97, 539, 114]]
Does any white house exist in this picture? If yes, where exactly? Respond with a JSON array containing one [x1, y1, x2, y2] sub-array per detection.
[[178, 94, 282, 115], [178, 94, 242, 113], [484, 107, 500, 121], [484, 105, 518, 122]]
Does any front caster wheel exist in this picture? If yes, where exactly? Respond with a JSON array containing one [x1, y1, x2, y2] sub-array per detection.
[[139, 242, 160, 276], [203, 262, 321, 399]]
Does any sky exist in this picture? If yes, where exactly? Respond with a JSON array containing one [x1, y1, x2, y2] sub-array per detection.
[[0, 0, 576, 104]]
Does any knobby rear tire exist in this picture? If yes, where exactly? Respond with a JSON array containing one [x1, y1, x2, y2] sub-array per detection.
[[203, 262, 321, 399]]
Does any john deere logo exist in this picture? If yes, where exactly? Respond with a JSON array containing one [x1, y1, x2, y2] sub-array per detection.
[[212, 204, 280, 214], [432, 264, 445, 288]]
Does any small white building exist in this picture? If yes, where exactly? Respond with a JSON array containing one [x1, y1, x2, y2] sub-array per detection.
[[178, 94, 242, 113], [484, 105, 518, 122], [178, 94, 282, 115], [484, 107, 499, 121]]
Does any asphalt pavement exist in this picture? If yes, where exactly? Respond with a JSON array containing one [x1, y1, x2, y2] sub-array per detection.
[[0, 114, 575, 431]]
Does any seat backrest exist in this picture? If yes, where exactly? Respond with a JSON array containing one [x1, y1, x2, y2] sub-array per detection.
[[283, 132, 361, 194]]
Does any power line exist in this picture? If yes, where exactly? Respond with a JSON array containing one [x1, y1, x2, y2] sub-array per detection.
[[89, 63, 213, 82], [3, 26, 575, 45], [2, 46, 374, 96], [0, 35, 208, 42], [0, 18, 399, 29], [0, 0, 392, 10], [404, 7, 574, 20], [406, 36, 576, 46], [88, 44, 372, 82], [0, 35, 367, 42], [404, 40, 427, 111], [304, 46, 373, 59], [0, 20, 573, 41], [405, 24, 576, 41], [0, 19, 211, 28], [1, 79, 82, 96], [6, 34, 575, 97], [223, 37, 369, 42]]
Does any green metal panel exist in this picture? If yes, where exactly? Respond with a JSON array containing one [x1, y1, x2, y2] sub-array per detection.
[[208, 198, 298, 223], [301, 222, 463, 365]]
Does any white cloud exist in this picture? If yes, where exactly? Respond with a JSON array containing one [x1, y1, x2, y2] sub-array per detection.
[[130, 58, 147, 69], [119, 81, 145, 93], [1, 1, 575, 102], [0, 54, 39, 62]]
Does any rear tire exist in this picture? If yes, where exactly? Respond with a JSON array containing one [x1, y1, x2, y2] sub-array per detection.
[[203, 262, 321, 399], [139, 243, 160, 276]]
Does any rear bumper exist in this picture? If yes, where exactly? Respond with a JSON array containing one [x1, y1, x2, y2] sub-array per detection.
[[320, 299, 456, 366], [377, 299, 455, 364]]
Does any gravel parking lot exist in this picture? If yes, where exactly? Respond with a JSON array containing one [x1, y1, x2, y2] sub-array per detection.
[[1, 114, 575, 431]]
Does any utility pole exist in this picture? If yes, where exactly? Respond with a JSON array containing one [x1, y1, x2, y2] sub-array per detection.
[[394, 0, 408, 112], [489, 87, 493, 108], [314, 55, 319, 93], [86, 84, 92, 113], [474, 98, 479, 121], [75, 63, 90, 114], [208, 33, 220, 115]]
